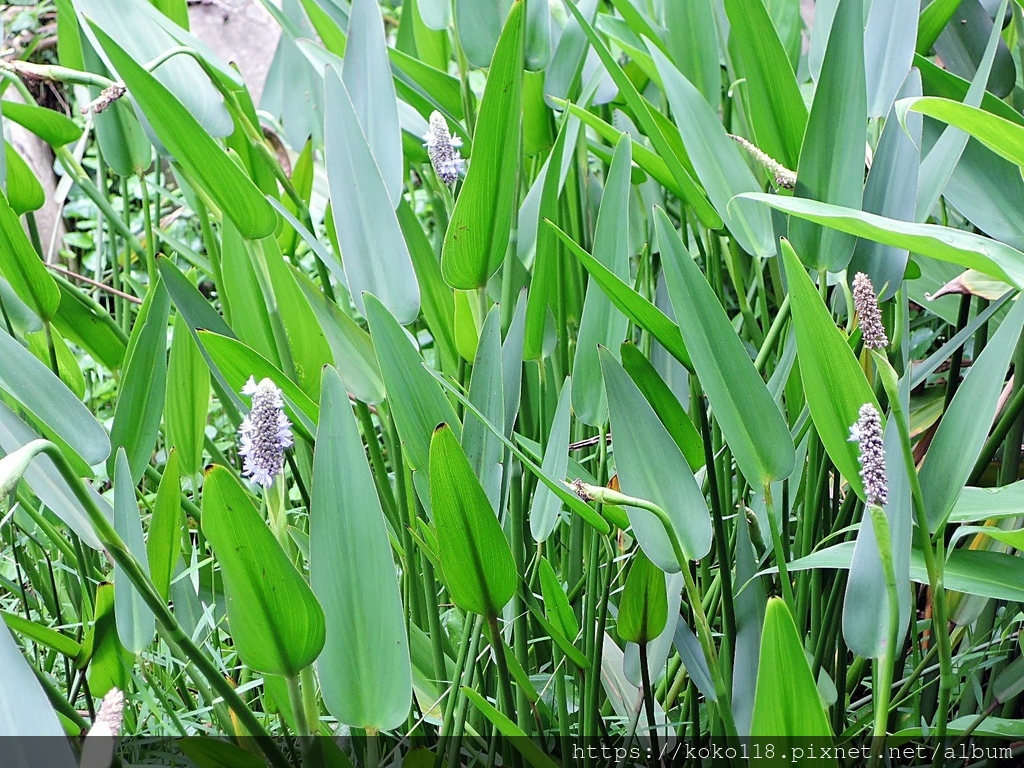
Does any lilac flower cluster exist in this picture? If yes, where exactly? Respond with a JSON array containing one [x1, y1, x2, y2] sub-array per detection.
[[852, 272, 888, 350], [849, 403, 888, 507], [238, 377, 293, 488], [423, 110, 464, 187]]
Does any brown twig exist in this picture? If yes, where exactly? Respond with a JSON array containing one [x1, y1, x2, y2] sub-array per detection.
[[46, 263, 143, 305]]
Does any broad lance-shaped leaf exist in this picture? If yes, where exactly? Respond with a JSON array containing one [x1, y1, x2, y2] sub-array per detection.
[[109, 279, 169, 484], [455, 0, 512, 68], [0, 320, 110, 467], [113, 448, 155, 654], [572, 135, 632, 427], [0, 618, 78, 756], [202, 466, 325, 676], [529, 378, 572, 542], [656, 209, 794, 487], [0, 189, 59, 320], [724, 0, 807, 169], [920, 295, 1024, 531], [442, 2, 523, 289], [600, 348, 712, 570], [751, 599, 835, 743], [648, 44, 775, 258], [617, 551, 668, 645], [342, 0, 402, 205], [324, 66, 420, 323], [791, 0, 866, 272], [429, 424, 516, 616], [463, 307, 505, 508], [901, 95, 1024, 175], [87, 24, 276, 239], [864, 0, 918, 118], [848, 70, 922, 300], [781, 239, 878, 501], [364, 294, 460, 473], [311, 367, 411, 730], [739, 194, 1024, 291]]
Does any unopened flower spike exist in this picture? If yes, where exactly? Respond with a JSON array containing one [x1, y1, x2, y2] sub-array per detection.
[[852, 272, 889, 349], [423, 110, 464, 187], [238, 376, 293, 489], [849, 403, 888, 507], [88, 688, 124, 738], [729, 133, 797, 189]]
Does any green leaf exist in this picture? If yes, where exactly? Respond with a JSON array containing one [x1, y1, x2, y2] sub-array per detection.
[[0, 189, 59, 320], [342, 0, 403, 204], [664, 0, 720, 108], [572, 135, 632, 427], [864, 0, 918, 117], [751, 598, 835, 741], [0, 403, 109, 550], [109, 281, 169, 483], [398, 199, 458, 373], [429, 424, 516, 616], [549, 221, 692, 371], [537, 556, 579, 641], [919, 295, 1024, 530], [202, 466, 326, 676], [293, 269, 385, 405], [902, 96, 1024, 173], [196, 330, 318, 438], [648, 45, 775, 258], [2, 611, 81, 661], [0, 321, 110, 467], [848, 71, 921, 299], [739, 194, 1024, 290], [950, 481, 1024, 523], [784, 541, 1024, 604], [657, 209, 794, 486], [87, 24, 276, 238], [617, 551, 668, 644], [51, 276, 127, 373], [791, 0, 866, 272], [454, 0, 512, 67], [147, 449, 181, 602], [4, 143, 44, 215], [528, 378, 572, 542], [917, 0, 961, 54], [0, 618, 76, 745], [323, 66, 420, 323], [311, 367, 412, 730], [165, 311, 209, 479], [364, 294, 460, 472], [1, 100, 82, 147], [780, 239, 878, 501], [113, 448, 155, 654], [724, 0, 807, 168], [600, 348, 712, 570], [620, 342, 703, 471], [442, 2, 523, 289], [460, 687, 561, 768], [462, 308, 505, 506]]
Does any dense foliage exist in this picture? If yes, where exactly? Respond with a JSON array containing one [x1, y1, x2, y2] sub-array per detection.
[[3, 0, 1024, 766]]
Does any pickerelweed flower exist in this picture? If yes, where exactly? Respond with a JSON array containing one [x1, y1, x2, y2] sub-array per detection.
[[238, 377, 293, 488], [849, 403, 888, 507], [423, 110, 464, 187], [89, 688, 124, 737], [852, 271, 888, 349]]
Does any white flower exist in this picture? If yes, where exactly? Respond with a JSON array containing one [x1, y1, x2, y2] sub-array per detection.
[[849, 403, 888, 507], [238, 377, 293, 488]]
